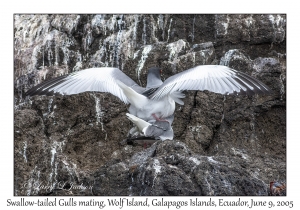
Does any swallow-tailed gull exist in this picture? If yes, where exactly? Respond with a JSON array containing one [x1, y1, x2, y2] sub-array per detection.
[[26, 65, 272, 123]]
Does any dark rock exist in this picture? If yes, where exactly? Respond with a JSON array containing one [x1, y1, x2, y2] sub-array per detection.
[[14, 14, 286, 196]]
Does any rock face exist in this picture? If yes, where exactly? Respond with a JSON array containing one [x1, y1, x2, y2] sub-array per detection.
[[14, 14, 286, 196]]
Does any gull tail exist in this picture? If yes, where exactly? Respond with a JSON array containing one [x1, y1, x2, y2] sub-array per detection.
[[170, 91, 186, 105], [126, 113, 151, 132]]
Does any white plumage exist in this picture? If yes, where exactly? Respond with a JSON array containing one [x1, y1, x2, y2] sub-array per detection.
[[26, 65, 272, 139], [149, 65, 270, 100]]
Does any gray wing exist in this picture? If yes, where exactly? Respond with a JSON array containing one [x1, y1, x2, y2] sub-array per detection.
[[143, 114, 174, 140], [149, 65, 272, 100], [144, 121, 173, 140], [26, 67, 144, 104]]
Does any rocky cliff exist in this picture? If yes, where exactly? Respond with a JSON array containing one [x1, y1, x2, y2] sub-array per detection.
[[14, 14, 286, 196]]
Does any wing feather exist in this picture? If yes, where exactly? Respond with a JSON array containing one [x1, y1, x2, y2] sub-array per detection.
[[150, 65, 272, 100], [26, 67, 143, 104]]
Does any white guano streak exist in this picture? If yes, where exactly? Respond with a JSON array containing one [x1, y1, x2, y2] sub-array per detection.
[[136, 45, 152, 84]]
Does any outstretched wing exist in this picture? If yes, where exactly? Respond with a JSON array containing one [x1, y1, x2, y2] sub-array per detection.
[[26, 67, 144, 104], [149, 65, 272, 100]]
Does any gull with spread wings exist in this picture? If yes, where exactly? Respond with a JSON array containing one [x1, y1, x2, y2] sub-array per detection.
[[26, 65, 272, 140]]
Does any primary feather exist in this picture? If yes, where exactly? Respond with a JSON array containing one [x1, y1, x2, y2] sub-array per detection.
[[26, 67, 144, 104], [149, 65, 271, 100]]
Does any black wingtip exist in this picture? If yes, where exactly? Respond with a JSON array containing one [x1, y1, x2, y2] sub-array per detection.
[[142, 87, 159, 97], [25, 74, 69, 97], [230, 70, 274, 96]]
